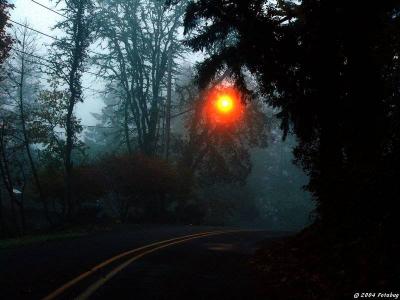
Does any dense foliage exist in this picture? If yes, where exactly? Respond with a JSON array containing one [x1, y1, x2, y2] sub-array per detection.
[[182, 0, 400, 296], [183, 0, 400, 235]]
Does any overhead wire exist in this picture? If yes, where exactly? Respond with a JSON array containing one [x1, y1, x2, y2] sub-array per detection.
[[8, 56, 104, 94], [30, 0, 66, 18], [13, 0, 194, 120], [10, 18, 104, 57], [11, 47, 106, 78]]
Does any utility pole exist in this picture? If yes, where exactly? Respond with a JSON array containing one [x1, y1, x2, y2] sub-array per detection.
[[164, 42, 173, 160]]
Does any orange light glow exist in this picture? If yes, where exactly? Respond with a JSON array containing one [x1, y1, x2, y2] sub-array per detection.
[[216, 95, 234, 113], [203, 85, 244, 125]]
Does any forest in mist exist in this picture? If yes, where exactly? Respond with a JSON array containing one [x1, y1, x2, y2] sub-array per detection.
[[0, 0, 312, 237], [2, 0, 400, 298]]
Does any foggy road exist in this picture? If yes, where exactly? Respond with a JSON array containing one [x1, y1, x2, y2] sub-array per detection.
[[0, 225, 290, 299]]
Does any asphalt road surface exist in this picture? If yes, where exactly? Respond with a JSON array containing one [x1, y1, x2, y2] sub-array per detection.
[[0, 225, 291, 300]]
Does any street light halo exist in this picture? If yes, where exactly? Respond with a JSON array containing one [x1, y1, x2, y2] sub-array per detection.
[[203, 85, 244, 126]]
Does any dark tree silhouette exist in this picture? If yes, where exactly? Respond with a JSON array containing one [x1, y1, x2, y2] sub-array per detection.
[[181, 0, 400, 296], [0, 0, 13, 235], [49, 0, 95, 219], [0, 0, 12, 72]]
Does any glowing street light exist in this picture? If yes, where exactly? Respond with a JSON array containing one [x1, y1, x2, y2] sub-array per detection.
[[203, 86, 244, 125], [215, 95, 234, 114]]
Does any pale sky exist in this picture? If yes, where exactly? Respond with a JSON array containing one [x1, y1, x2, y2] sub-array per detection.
[[9, 0, 109, 126], [10, 0, 203, 127]]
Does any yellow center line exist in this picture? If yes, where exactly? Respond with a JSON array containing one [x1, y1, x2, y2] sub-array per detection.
[[41, 230, 230, 300], [75, 230, 242, 300]]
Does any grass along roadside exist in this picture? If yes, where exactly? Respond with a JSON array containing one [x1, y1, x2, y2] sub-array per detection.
[[0, 221, 131, 249]]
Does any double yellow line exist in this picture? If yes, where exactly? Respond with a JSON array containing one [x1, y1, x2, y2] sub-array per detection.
[[42, 230, 239, 300]]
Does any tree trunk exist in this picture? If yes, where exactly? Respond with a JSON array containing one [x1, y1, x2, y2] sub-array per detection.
[[64, 1, 86, 220], [18, 43, 52, 225], [164, 43, 173, 160], [124, 98, 132, 154], [65, 95, 75, 220]]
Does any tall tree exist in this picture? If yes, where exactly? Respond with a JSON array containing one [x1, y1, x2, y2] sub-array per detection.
[[0, 0, 12, 70], [93, 0, 186, 155], [174, 69, 269, 185], [49, 0, 94, 218], [182, 0, 400, 233], [0, 0, 13, 234], [5, 24, 52, 224], [181, 0, 400, 293]]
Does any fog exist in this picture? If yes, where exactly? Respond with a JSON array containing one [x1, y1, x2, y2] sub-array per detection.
[[1, 0, 313, 237]]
